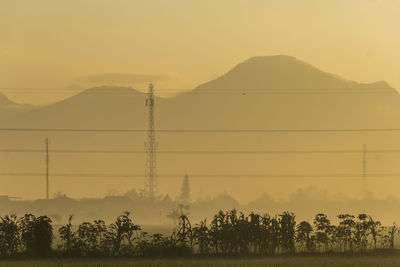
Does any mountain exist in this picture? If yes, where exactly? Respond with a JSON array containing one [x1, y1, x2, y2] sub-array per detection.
[[0, 92, 33, 120], [193, 55, 393, 91], [0, 92, 18, 106], [162, 55, 398, 130], [3, 56, 397, 129], [6, 86, 148, 128], [1, 56, 400, 202]]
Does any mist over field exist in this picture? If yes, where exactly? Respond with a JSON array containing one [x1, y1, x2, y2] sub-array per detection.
[[2, 186, 400, 227]]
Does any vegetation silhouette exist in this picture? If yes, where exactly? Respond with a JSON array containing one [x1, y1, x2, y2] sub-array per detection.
[[0, 210, 399, 258], [0, 214, 53, 257]]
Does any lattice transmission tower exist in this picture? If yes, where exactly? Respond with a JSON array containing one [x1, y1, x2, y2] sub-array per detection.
[[144, 83, 158, 201]]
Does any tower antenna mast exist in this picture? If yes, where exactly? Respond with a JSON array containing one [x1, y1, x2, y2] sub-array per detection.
[[145, 84, 158, 201]]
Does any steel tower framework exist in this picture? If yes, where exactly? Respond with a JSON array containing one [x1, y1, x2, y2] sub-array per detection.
[[144, 83, 158, 201]]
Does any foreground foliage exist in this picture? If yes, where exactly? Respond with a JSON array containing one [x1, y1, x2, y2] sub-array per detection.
[[3, 256, 400, 267], [0, 214, 53, 257], [0, 210, 398, 258]]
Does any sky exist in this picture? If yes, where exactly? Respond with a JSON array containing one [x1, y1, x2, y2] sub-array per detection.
[[0, 0, 399, 104]]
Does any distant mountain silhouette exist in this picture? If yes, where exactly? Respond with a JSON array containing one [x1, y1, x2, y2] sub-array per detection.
[[161, 56, 398, 131], [0, 92, 17, 106], [6, 86, 148, 128], [3, 55, 396, 128], [193, 55, 393, 91], [0, 92, 33, 120], [1, 55, 399, 201]]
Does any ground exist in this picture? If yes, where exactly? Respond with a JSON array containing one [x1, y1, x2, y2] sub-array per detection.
[[1, 256, 400, 267]]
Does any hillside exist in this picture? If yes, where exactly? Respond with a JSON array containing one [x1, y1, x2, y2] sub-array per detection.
[[3, 56, 397, 129], [0, 92, 33, 120], [162, 55, 398, 130], [6, 86, 150, 128], [0, 92, 18, 106], [194, 56, 393, 91], [0, 56, 400, 202]]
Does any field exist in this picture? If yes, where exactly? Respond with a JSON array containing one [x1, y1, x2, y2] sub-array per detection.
[[2, 256, 400, 267]]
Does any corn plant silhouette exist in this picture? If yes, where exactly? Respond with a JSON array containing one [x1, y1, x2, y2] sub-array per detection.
[[0, 210, 398, 258], [0, 215, 20, 257], [19, 214, 53, 257]]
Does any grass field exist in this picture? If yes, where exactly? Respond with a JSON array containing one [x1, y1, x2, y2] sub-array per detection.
[[2, 256, 400, 267]]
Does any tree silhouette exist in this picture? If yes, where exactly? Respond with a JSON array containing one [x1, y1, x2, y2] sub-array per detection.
[[279, 212, 296, 253], [296, 221, 315, 252], [314, 213, 332, 252], [58, 215, 78, 255], [0, 215, 21, 257], [19, 214, 53, 257]]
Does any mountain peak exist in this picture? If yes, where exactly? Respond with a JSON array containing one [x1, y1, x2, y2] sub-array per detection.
[[241, 55, 321, 73], [81, 86, 144, 95], [0, 92, 18, 106], [244, 55, 298, 63], [194, 55, 393, 92]]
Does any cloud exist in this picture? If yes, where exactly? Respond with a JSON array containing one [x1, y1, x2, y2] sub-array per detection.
[[80, 73, 169, 85]]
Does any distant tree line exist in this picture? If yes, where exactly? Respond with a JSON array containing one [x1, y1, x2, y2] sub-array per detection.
[[0, 210, 398, 258]]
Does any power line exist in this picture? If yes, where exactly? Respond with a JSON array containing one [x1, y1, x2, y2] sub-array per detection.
[[0, 172, 399, 178], [1, 149, 400, 154], [2, 128, 400, 133], [0, 87, 396, 91], [1, 92, 396, 96], [1, 87, 395, 91], [0, 88, 397, 95]]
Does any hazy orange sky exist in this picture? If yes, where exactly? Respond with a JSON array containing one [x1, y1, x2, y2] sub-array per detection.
[[1, 0, 399, 104]]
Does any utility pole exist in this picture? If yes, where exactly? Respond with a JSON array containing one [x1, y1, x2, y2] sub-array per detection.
[[145, 84, 158, 201], [45, 138, 50, 200], [362, 144, 367, 195]]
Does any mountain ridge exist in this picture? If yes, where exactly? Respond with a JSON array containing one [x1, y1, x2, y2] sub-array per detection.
[[0, 92, 18, 106], [1, 55, 400, 201], [1, 55, 398, 129], [193, 55, 394, 92]]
